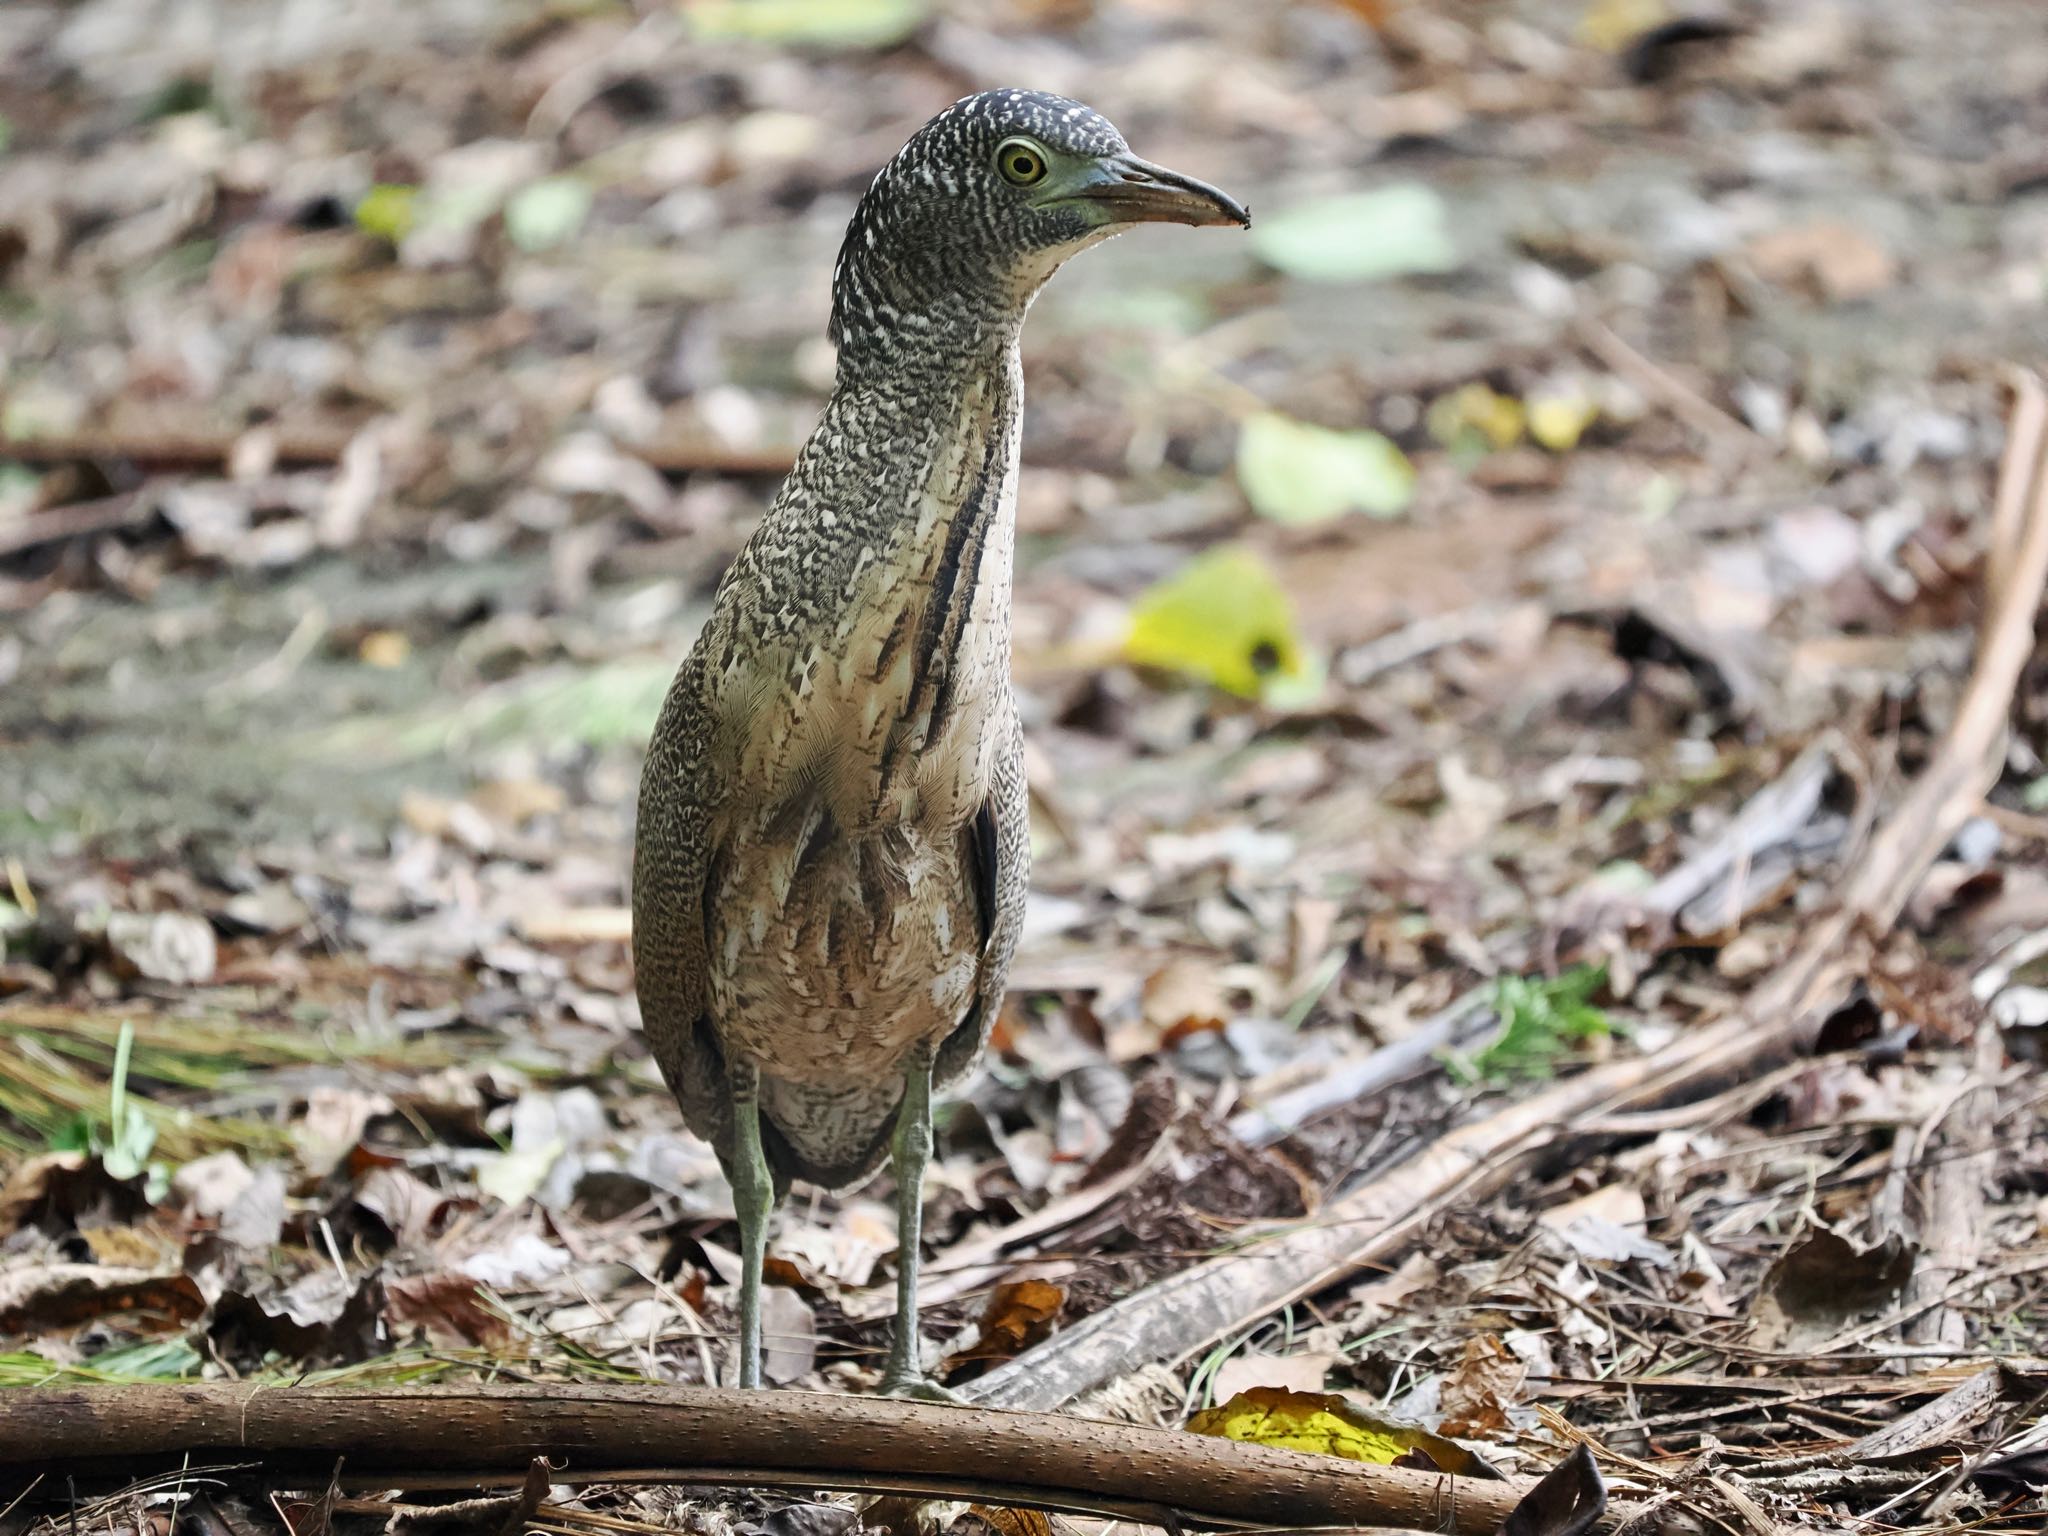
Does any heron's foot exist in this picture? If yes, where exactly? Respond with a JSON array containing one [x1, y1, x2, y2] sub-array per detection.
[[877, 1370, 962, 1404]]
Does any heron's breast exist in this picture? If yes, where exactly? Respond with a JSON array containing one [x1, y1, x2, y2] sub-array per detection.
[[706, 815, 983, 1082]]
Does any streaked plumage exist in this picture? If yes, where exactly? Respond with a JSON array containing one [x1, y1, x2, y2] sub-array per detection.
[[633, 89, 1246, 1394]]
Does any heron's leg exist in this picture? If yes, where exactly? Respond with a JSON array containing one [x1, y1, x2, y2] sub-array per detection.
[[878, 1044, 957, 1401], [728, 1059, 774, 1390]]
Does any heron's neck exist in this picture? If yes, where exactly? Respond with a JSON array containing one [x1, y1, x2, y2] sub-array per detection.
[[831, 287, 1029, 391], [816, 294, 1027, 539]]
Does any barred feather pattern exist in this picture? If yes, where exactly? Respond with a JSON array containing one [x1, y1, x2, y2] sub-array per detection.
[[634, 90, 1128, 1189]]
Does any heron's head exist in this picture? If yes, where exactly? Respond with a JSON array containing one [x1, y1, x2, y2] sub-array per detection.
[[830, 89, 1247, 354]]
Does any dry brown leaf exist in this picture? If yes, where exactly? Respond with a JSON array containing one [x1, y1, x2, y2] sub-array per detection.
[[761, 1283, 818, 1385], [470, 776, 567, 826], [1438, 1333, 1526, 1438], [1348, 1251, 1438, 1327], [1746, 220, 1897, 302], [169, 1150, 255, 1219], [943, 1277, 1066, 1375], [0, 1150, 150, 1234], [954, 1509, 1053, 1536], [79, 1222, 174, 1269], [1210, 1349, 1339, 1401], [386, 1271, 514, 1348], [213, 1269, 386, 1361], [292, 1085, 391, 1175], [1539, 1184, 1674, 1266], [356, 1165, 456, 1247], [860, 1497, 947, 1536], [104, 910, 217, 986], [1499, 1442, 1606, 1536], [1750, 1226, 1914, 1347], [0, 1264, 206, 1335], [1143, 956, 1235, 1039], [762, 1253, 825, 1296]]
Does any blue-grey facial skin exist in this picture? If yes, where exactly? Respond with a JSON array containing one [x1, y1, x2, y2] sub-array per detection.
[[829, 89, 1248, 355]]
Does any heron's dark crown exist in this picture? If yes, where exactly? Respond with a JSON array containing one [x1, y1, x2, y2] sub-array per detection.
[[827, 90, 1130, 363]]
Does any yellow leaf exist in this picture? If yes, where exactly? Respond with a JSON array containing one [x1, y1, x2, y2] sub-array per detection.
[[1186, 1386, 1500, 1479], [1427, 383, 1525, 452], [358, 630, 410, 668], [354, 183, 419, 243], [1123, 547, 1311, 699], [1578, 0, 1667, 51], [1528, 393, 1600, 452]]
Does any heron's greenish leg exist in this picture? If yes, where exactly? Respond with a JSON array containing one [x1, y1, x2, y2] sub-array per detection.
[[728, 1060, 775, 1390], [878, 1046, 957, 1402]]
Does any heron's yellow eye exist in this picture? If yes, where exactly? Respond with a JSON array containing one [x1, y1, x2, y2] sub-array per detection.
[[995, 138, 1048, 187]]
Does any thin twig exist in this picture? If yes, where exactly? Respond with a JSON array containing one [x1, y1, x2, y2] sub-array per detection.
[[1573, 317, 1770, 455]]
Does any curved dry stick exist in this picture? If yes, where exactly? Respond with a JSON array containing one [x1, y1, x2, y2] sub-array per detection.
[[0, 1383, 1532, 1536]]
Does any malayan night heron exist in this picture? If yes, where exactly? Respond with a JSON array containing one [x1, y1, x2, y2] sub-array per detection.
[[633, 89, 1247, 1397]]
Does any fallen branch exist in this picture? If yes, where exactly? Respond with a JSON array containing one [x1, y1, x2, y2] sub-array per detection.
[[1744, 1365, 2008, 1478], [965, 373, 2048, 1413], [1904, 1022, 2003, 1352], [1839, 369, 2048, 928], [0, 1383, 1535, 1535], [1549, 739, 1835, 958], [0, 489, 158, 560], [0, 419, 795, 479], [1644, 740, 1834, 934], [0, 418, 357, 470]]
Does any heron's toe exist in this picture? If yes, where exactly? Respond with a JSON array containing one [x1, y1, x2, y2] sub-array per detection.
[[877, 1372, 962, 1404]]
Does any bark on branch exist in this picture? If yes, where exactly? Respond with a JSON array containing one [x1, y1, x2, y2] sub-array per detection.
[[0, 1383, 1535, 1535]]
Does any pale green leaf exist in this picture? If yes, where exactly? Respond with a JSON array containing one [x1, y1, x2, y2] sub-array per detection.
[[1588, 859, 1654, 895], [505, 176, 593, 253], [1124, 546, 1312, 699], [418, 181, 503, 236], [0, 463, 40, 516], [1236, 411, 1414, 525], [683, 0, 929, 49], [1250, 185, 1460, 284], [477, 1137, 564, 1206], [2, 386, 86, 442]]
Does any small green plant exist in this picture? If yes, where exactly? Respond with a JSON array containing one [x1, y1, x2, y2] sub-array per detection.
[[1448, 965, 1613, 1084], [0, 1338, 202, 1386], [143, 77, 219, 121], [49, 1020, 161, 1188]]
